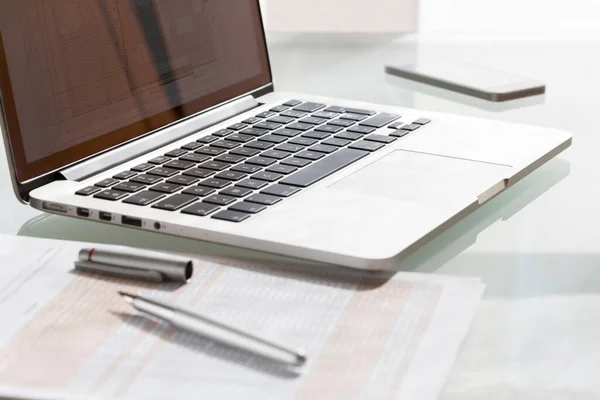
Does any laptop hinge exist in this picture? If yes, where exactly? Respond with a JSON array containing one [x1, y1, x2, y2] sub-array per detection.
[[61, 95, 259, 181]]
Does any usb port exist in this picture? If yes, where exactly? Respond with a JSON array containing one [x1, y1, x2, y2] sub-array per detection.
[[76, 208, 90, 218], [99, 212, 112, 222], [121, 216, 142, 227]]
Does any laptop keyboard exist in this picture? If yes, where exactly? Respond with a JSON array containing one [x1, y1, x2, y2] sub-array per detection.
[[75, 101, 431, 223]]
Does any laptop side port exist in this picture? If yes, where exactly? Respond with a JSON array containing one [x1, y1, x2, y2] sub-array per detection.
[[121, 216, 142, 227], [99, 212, 112, 221], [76, 208, 90, 218]]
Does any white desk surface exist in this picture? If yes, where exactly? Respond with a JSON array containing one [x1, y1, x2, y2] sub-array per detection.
[[2, 35, 599, 399]]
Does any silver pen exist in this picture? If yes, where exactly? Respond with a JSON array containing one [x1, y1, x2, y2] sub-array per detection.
[[118, 292, 307, 367]]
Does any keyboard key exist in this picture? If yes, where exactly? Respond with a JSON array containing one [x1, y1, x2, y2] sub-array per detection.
[[283, 99, 302, 106], [240, 127, 269, 137], [230, 147, 261, 157], [272, 128, 301, 137], [360, 113, 400, 128], [313, 111, 339, 119], [314, 124, 343, 134], [113, 171, 136, 180], [258, 134, 287, 144], [196, 146, 226, 156], [340, 113, 368, 121], [148, 156, 171, 164], [270, 105, 289, 113], [322, 137, 351, 147], [166, 175, 199, 186], [289, 137, 318, 146], [95, 178, 118, 188], [388, 122, 406, 130], [280, 157, 311, 168], [204, 194, 237, 206], [302, 130, 331, 140], [309, 144, 338, 154], [199, 160, 230, 171], [280, 110, 308, 118], [76, 186, 101, 196], [261, 150, 290, 160], [389, 129, 411, 138], [231, 163, 262, 174], [152, 194, 198, 211], [113, 182, 145, 193], [181, 142, 203, 151], [299, 116, 327, 125], [364, 134, 397, 144], [247, 156, 277, 167], [94, 189, 129, 201], [402, 124, 421, 131], [335, 131, 363, 141], [150, 183, 183, 194], [123, 190, 164, 206], [211, 210, 251, 223], [261, 184, 301, 197], [324, 106, 375, 115], [214, 154, 245, 164], [183, 168, 215, 179], [163, 160, 195, 170], [236, 179, 268, 190], [328, 119, 355, 128], [197, 135, 219, 144], [347, 125, 376, 134], [227, 123, 247, 131], [256, 111, 275, 118], [268, 116, 294, 124], [148, 167, 179, 177], [287, 122, 313, 131], [226, 133, 254, 143], [131, 163, 154, 172], [254, 122, 282, 130], [182, 186, 216, 197], [212, 140, 240, 150], [252, 171, 283, 182], [220, 186, 252, 198], [295, 150, 325, 161], [181, 202, 219, 217], [246, 193, 282, 206], [275, 143, 304, 153], [165, 149, 187, 157], [294, 102, 325, 112], [215, 170, 247, 181], [266, 164, 297, 175], [213, 129, 233, 137], [349, 140, 386, 152], [281, 148, 369, 188], [200, 178, 232, 189], [179, 153, 210, 163], [131, 174, 162, 185], [229, 202, 266, 214], [245, 140, 274, 150], [242, 117, 262, 125]]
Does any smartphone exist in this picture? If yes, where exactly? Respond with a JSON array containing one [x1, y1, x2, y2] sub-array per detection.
[[385, 60, 545, 102]]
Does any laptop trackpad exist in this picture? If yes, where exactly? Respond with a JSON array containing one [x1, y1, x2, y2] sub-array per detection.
[[330, 150, 512, 206]]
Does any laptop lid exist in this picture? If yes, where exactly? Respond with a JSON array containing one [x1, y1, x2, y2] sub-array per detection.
[[0, 0, 272, 201]]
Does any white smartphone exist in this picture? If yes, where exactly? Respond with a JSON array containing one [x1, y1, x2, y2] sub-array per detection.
[[385, 60, 545, 102]]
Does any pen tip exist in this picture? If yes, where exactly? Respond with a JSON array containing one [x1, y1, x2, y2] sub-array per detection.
[[118, 291, 134, 304]]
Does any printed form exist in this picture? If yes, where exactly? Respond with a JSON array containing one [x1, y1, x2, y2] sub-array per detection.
[[0, 235, 484, 399]]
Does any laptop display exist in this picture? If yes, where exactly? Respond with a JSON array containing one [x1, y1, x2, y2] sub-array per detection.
[[0, 0, 270, 182]]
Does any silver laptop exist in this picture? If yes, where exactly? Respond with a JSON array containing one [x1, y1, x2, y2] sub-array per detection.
[[0, 1, 571, 270]]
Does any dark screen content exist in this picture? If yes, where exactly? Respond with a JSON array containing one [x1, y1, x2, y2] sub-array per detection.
[[0, 0, 270, 182]]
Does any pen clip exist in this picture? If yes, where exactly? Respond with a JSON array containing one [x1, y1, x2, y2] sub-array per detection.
[[74, 261, 165, 282]]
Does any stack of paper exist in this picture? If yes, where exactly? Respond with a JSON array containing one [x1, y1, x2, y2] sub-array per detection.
[[0, 235, 483, 399]]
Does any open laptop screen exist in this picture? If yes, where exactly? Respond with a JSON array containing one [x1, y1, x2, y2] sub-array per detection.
[[0, 0, 271, 182]]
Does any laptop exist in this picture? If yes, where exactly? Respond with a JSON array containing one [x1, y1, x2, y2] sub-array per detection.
[[0, 1, 571, 270]]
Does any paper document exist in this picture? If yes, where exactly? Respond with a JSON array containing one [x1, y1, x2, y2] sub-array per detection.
[[0, 234, 484, 399]]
